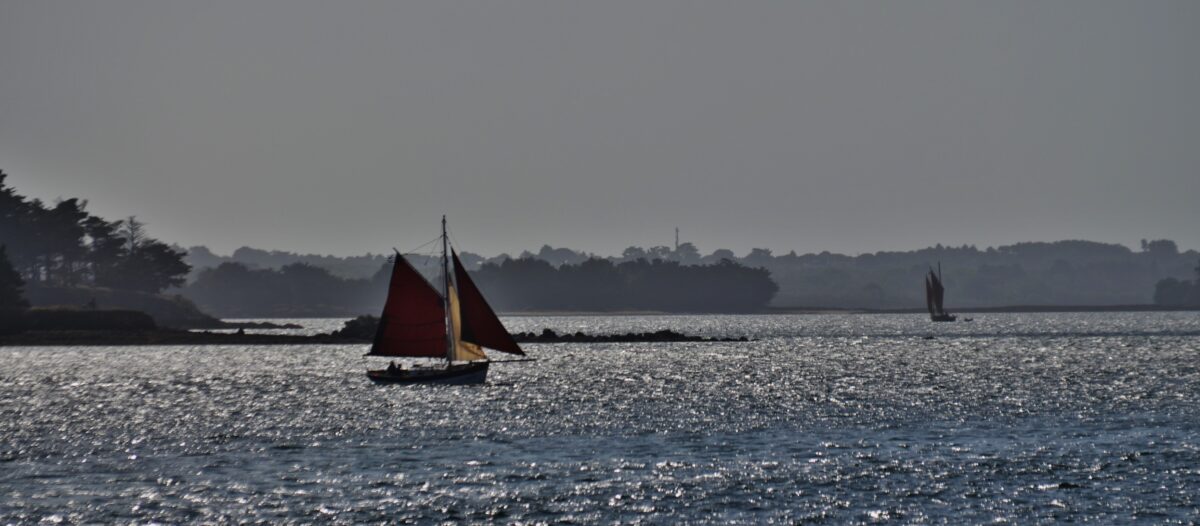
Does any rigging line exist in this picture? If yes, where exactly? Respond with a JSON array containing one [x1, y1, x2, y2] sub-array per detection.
[[407, 247, 440, 261], [399, 235, 443, 256]]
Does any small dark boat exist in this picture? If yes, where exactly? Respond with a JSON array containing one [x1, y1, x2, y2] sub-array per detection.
[[925, 263, 957, 322], [366, 216, 527, 385], [367, 361, 489, 385]]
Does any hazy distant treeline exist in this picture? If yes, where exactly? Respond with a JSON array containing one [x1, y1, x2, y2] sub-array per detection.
[[471, 257, 777, 312], [186, 246, 391, 281], [182, 256, 778, 317], [183, 245, 494, 280], [188, 238, 1200, 310], [755, 240, 1198, 309], [1154, 262, 1200, 307], [184, 262, 390, 317], [6, 169, 1193, 314], [10, 168, 1196, 318], [543, 240, 1198, 308]]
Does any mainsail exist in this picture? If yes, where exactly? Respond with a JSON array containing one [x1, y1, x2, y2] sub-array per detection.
[[452, 250, 525, 356], [368, 254, 447, 358]]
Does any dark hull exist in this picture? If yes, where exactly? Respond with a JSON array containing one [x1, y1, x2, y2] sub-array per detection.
[[367, 362, 489, 385], [930, 314, 957, 322]]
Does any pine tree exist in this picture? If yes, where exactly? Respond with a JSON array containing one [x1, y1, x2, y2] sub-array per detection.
[[0, 245, 28, 334], [0, 245, 27, 311]]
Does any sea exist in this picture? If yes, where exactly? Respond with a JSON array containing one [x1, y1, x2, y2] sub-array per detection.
[[1, 312, 1198, 524]]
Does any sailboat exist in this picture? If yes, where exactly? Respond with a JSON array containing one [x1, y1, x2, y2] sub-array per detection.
[[365, 216, 527, 385], [925, 262, 957, 322]]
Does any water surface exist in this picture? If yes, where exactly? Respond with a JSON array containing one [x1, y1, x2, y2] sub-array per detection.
[[2, 313, 1198, 523]]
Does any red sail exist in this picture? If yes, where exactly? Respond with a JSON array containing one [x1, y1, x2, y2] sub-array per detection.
[[452, 250, 525, 356], [367, 254, 447, 358]]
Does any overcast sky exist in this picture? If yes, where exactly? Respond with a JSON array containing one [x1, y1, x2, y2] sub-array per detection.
[[1, 1, 1197, 257]]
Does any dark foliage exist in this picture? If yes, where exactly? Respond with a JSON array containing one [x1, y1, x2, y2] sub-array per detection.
[[23, 309, 157, 331], [182, 245, 497, 280], [183, 255, 778, 317], [471, 256, 778, 312], [0, 171, 191, 294], [184, 261, 390, 317], [1153, 260, 1200, 307], [0, 245, 28, 311], [733, 240, 1199, 308], [185, 246, 392, 280], [0, 245, 28, 334], [507, 239, 1198, 308], [187, 236, 1199, 310]]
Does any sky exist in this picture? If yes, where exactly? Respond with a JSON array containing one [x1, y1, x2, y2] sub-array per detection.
[[1, 1, 1197, 258]]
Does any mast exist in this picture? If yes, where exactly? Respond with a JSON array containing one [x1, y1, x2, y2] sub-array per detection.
[[442, 215, 453, 365]]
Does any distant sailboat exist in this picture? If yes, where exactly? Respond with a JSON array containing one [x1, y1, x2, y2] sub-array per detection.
[[366, 217, 527, 384], [925, 262, 957, 322]]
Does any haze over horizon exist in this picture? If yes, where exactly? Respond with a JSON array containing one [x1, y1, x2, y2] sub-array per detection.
[[2, 1, 1197, 258]]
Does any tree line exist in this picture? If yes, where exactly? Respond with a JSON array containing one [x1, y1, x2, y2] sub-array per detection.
[[7, 167, 1196, 315], [183, 261, 391, 317], [0, 171, 190, 294], [1154, 260, 1200, 307], [185, 245, 392, 280], [460, 239, 1197, 308], [751, 240, 1199, 308], [181, 255, 779, 317], [470, 256, 777, 312], [187, 237, 1200, 309]]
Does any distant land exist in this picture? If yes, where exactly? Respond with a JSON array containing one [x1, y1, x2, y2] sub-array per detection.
[[3, 170, 1198, 323], [180, 239, 1199, 317]]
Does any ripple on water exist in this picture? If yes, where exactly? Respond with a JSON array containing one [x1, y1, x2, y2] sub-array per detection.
[[1, 313, 1199, 523]]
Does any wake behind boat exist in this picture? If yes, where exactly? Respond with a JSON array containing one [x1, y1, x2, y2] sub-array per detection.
[[366, 216, 527, 385]]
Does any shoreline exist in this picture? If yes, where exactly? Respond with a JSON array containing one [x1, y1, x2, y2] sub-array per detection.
[[4, 307, 1194, 347], [0, 328, 749, 347], [204, 305, 1200, 318]]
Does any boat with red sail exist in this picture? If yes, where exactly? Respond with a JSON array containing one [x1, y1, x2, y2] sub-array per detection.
[[366, 217, 527, 384]]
